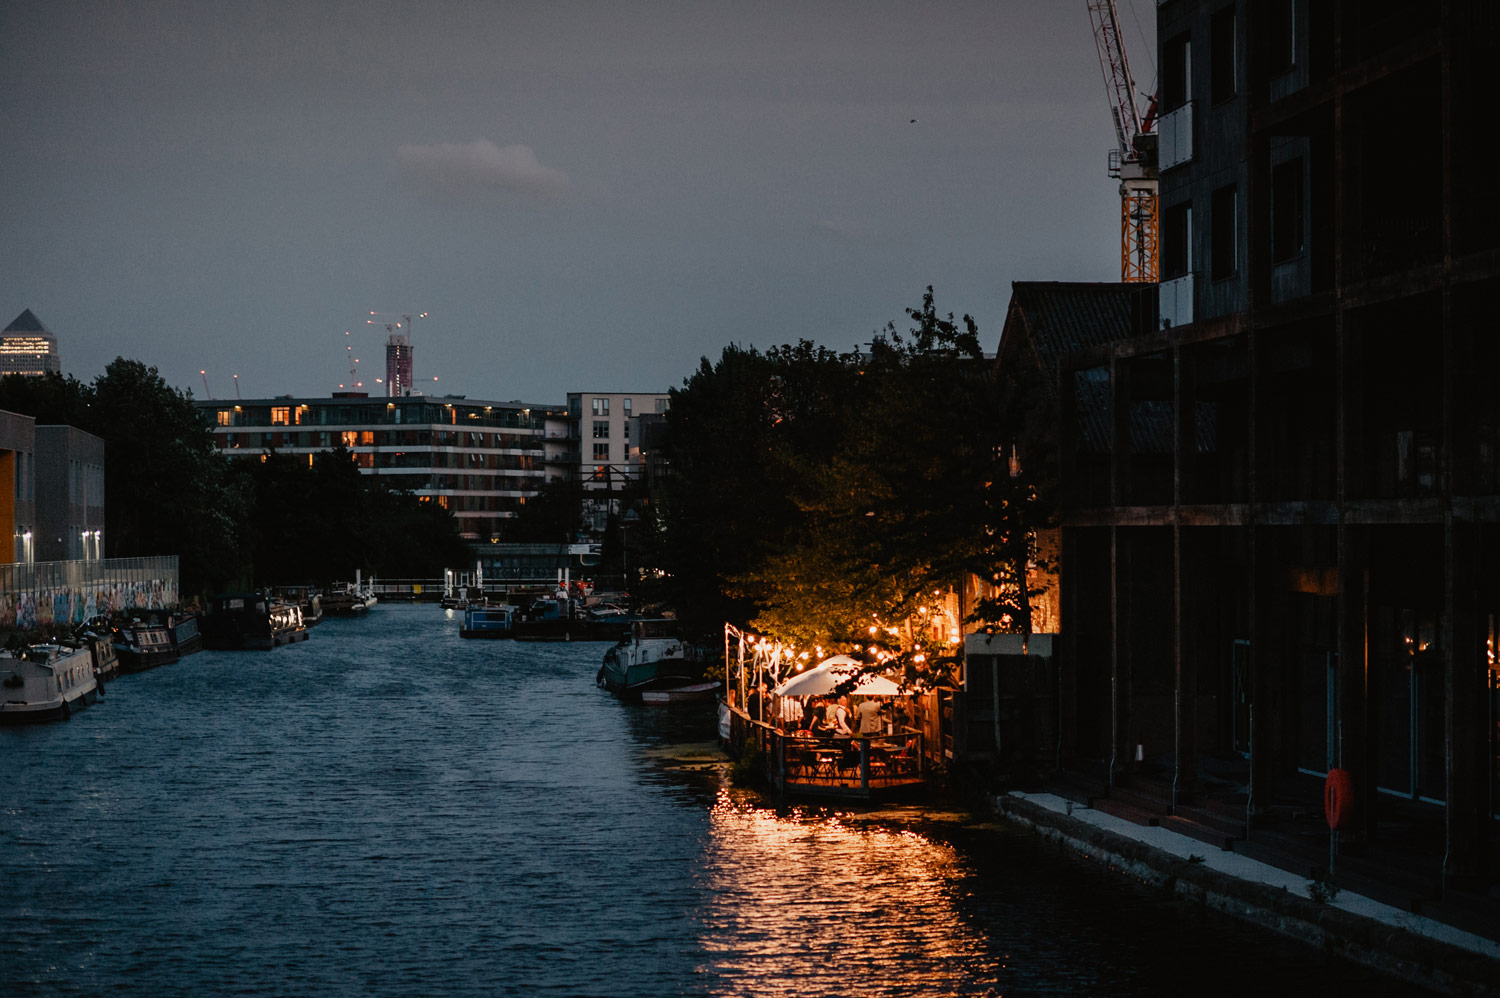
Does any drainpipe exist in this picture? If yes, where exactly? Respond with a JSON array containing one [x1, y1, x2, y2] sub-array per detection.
[[992, 659, 1003, 761]]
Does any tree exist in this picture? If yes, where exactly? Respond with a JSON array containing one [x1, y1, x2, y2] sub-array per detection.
[[90, 359, 249, 592], [729, 289, 1007, 659], [655, 340, 856, 633], [239, 446, 471, 585]]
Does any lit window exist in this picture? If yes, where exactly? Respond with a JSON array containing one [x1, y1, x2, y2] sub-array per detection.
[[217, 410, 233, 426], [271, 407, 291, 425]]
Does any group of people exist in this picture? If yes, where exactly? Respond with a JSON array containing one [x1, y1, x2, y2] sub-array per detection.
[[743, 688, 893, 738]]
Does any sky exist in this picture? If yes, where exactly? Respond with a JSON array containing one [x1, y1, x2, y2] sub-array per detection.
[[2, 1, 1157, 406]]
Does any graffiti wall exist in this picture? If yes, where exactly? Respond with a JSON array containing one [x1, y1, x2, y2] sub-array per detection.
[[0, 557, 179, 631]]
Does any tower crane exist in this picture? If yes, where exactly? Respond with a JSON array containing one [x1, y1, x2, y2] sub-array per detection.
[[1087, 0, 1158, 283]]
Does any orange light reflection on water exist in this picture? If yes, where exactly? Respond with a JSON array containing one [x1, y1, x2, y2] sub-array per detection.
[[699, 788, 1005, 997]]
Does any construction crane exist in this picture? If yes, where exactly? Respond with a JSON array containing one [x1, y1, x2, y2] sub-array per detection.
[[1087, 0, 1158, 283]]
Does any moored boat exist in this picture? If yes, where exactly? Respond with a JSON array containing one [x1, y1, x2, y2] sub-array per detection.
[[114, 614, 180, 673], [640, 680, 720, 705], [200, 593, 311, 650], [74, 617, 119, 680], [596, 619, 699, 696], [459, 603, 514, 639], [0, 643, 99, 724], [171, 612, 204, 657], [322, 581, 377, 616]]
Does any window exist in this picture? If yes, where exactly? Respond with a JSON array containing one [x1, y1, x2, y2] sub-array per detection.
[[1265, 0, 1294, 78], [1210, 184, 1237, 280], [592, 397, 609, 416], [1210, 7, 1236, 104], [216, 410, 232, 426], [1163, 32, 1191, 110], [655, 398, 670, 414], [623, 420, 630, 440], [341, 431, 358, 447], [593, 420, 610, 439], [1162, 201, 1193, 279], [271, 407, 290, 425], [1271, 158, 1305, 261], [593, 443, 610, 461], [623, 398, 632, 416]]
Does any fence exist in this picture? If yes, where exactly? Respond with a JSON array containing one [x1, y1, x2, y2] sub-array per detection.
[[0, 556, 180, 630]]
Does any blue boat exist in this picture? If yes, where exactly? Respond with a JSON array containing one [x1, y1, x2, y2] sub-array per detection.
[[459, 603, 514, 639]]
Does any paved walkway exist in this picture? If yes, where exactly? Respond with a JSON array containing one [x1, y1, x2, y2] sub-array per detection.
[[995, 791, 1500, 995]]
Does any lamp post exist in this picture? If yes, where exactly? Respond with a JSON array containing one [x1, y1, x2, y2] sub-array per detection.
[[621, 506, 640, 592]]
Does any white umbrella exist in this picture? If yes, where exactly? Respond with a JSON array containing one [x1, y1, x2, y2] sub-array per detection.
[[772, 654, 906, 697]]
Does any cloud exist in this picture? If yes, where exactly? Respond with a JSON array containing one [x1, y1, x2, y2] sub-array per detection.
[[395, 139, 571, 200], [812, 217, 877, 239]]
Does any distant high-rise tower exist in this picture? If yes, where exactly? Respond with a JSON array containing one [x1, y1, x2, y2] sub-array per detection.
[[385, 330, 412, 397], [1, 309, 61, 377]]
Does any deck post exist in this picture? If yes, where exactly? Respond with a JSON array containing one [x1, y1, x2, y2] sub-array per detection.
[[859, 740, 869, 790]]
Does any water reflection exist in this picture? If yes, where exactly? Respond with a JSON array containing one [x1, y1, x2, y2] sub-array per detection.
[[700, 789, 1000, 997]]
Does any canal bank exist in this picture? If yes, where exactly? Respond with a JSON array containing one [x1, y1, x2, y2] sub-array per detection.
[[990, 791, 1500, 998]]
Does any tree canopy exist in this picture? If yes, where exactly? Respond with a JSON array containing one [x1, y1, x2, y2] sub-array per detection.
[[656, 289, 1047, 665]]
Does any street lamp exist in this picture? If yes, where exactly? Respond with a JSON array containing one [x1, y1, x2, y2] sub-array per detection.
[[621, 506, 640, 591]]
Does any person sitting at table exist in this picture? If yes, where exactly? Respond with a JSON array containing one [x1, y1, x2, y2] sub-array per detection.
[[804, 698, 830, 735]]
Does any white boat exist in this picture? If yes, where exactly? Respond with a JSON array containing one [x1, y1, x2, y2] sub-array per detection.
[[640, 680, 720, 705], [596, 619, 697, 696], [0, 643, 100, 725], [322, 580, 377, 615]]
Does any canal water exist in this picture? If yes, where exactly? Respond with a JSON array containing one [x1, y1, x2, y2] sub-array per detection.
[[4, 604, 1417, 996]]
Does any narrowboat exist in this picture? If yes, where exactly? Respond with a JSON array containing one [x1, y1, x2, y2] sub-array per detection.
[[0, 643, 100, 724], [200, 593, 310, 650], [114, 614, 180, 673]]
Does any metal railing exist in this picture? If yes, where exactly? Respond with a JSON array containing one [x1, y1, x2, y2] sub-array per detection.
[[0, 555, 180, 629]]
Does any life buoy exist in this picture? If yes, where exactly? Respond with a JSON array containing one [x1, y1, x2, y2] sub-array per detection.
[[1325, 768, 1354, 830]]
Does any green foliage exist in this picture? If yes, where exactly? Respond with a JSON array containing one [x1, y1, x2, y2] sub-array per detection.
[[659, 287, 1046, 659], [503, 477, 589, 543], [240, 447, 471, 585], [1307, 878, 1341, 903]]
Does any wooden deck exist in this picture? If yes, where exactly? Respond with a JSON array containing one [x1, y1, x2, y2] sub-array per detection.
[[765, 728, 929, 800]]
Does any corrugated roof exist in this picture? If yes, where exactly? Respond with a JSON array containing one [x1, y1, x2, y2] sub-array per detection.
[[995, 282, 1212, 456], [997, 282, 1147, 390], [4, 309, 51, 334]]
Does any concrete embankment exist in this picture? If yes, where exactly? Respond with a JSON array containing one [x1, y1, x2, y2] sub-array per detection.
[[991, 792, 1500, 998]]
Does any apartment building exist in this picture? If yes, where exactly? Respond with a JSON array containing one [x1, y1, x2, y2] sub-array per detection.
[[199, 394, 563, 541]]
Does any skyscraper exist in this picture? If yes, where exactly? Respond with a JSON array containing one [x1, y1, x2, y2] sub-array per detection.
[[385, 330, 412, 397], [1, 309, 61, 377]]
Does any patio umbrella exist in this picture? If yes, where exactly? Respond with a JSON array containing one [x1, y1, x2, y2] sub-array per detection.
[[772, 655, 906, 697]]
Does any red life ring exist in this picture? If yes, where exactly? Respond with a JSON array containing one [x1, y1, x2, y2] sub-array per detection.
[[1325, 768, 1355, 830]]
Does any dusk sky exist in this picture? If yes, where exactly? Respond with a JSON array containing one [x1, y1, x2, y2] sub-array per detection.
[[3, 1, 1156, 406]]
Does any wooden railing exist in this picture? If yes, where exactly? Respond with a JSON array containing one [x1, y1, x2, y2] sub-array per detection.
[[766, 726, 926, 792]]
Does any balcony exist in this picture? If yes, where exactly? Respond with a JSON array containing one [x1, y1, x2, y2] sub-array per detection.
[[1159, 101, 1193, 171], [1159, 273, 1195, 329]]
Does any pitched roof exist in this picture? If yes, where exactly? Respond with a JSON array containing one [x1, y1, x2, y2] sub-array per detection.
[[996, 282, 1147, 391], [993, 282, 1210, 455], [4, 309, 51, 335]]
